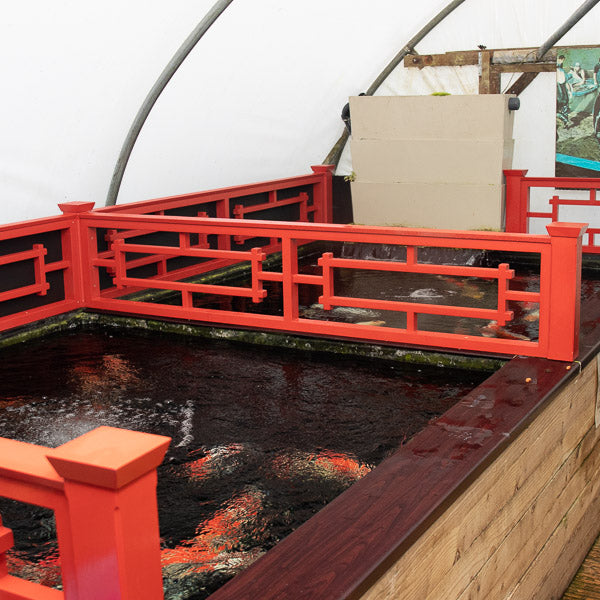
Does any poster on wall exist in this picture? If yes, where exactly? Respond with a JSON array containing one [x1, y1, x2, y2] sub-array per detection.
[[556, 47, 600, 177]]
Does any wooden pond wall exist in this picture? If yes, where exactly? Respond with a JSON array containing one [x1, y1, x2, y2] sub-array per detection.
[[359, 360, 600, 600]]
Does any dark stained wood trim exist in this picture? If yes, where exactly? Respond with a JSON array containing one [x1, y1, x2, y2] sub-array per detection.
[[506, 72, 540, 96], [207, 293, 600, 600]]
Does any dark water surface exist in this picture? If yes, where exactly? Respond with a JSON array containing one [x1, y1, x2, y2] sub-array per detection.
[[0, 330, 489, 598]]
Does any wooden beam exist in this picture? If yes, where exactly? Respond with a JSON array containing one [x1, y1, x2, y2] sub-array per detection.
[[403, 44, 600, 70], [505, 72, 540, 96], [492, 63, 556, 73], [404, 51, 479, 68], [479, 51, 501, 94]]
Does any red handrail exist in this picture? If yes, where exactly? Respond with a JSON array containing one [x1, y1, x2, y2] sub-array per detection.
[[505, 169, 600, 252], [76, 211, 585, 362]]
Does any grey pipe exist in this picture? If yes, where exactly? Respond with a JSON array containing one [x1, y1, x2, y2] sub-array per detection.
[[105, 0, 234, 206], [536, 0, 600, 60], [323, 0, 468, 166]]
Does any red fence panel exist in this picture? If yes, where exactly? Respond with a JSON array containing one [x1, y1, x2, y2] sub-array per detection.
[[77, 211, 586, 362], [504, 169, 600, 253], [95, 165, 334, 223], [0, 213, 86, 333], [0, 167, 334, 335]]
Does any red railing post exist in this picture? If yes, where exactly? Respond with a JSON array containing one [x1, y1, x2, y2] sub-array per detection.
[[46, 427, 171, 600], [310, 165, 335, 223], [0, 517, 14, 579], [504, 169, 529, 233], [58, 201, 95, 306], [545, 222, 587, 361]]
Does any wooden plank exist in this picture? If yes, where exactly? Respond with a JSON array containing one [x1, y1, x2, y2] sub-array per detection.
[[492, 63, 555, 73], [403, 45, 600, 69], [456, 416, 600, 599], [404, 51, 480, 68], [505, 72, 539, 96], [505, 458, 600, 599], [357, 362, 598, 600]]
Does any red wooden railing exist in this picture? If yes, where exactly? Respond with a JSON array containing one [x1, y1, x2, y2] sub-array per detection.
[[0, 211, 88, 333], [0, 167, 334, 334], [96, 165, 333, 224], [0, 427, 170, 600], [505, 169, 600, 253], [77, 211, 585, 362]]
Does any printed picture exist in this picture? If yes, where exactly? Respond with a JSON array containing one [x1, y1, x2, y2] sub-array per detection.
[[556, 47, 600, 176]]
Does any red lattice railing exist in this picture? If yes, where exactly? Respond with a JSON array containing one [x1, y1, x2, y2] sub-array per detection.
[[505, 169, 600, 253], [78, 213, 584, 362]]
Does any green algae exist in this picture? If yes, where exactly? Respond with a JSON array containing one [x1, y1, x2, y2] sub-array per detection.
[[0, 309, 502, 373]]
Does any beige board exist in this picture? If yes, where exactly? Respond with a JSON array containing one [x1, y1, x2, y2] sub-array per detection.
[[351, 181, 504, 230], [351, 139, 514, 186], [349, 94, 515, 230], [349, 94, 516, 142]]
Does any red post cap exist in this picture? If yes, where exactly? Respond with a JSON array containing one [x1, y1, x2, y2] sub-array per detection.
[[47, 426, 171, 490], [58, 201, 95, 214], [311, 165, 336, 174], [546, 222, 588, 238]]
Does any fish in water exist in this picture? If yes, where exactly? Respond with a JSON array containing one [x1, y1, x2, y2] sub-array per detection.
[[523, 309, 539, 322], [409, 288, 443, 299], [309, 304, 379, 319], [355, 320, 386, 327], [435, 276, 485, 300], [480, 321, 530, 341]]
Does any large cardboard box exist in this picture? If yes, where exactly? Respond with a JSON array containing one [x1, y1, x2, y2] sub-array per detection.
[[349, 95, 516, 230]]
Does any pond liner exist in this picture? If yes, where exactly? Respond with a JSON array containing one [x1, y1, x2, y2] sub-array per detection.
[[204, 291, 600, 600]]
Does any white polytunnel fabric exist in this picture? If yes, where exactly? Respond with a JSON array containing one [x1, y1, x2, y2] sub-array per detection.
[[1, 0, 599, 223]]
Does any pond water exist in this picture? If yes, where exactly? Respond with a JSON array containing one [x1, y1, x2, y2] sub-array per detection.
[[0, 330, 490, 599]]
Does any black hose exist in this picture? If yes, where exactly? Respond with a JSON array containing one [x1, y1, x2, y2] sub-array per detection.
[[105, 0, 235, 206], [323, 0, 468, 166]]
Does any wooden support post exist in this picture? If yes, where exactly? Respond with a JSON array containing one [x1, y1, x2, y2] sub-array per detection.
[[479, 51, 501, 94], [545, 222, 587, 362], [58, 201, 96, 306], [504, 169, 529, 233], [47, 427, 170, 600], [311, 165, 335, 223], [281, 236, 299, 322]]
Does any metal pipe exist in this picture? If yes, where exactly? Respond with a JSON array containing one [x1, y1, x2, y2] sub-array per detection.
[[105, 0, 235, 206], [323, 0, 468, 166], [536, 0, 600, 60]]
